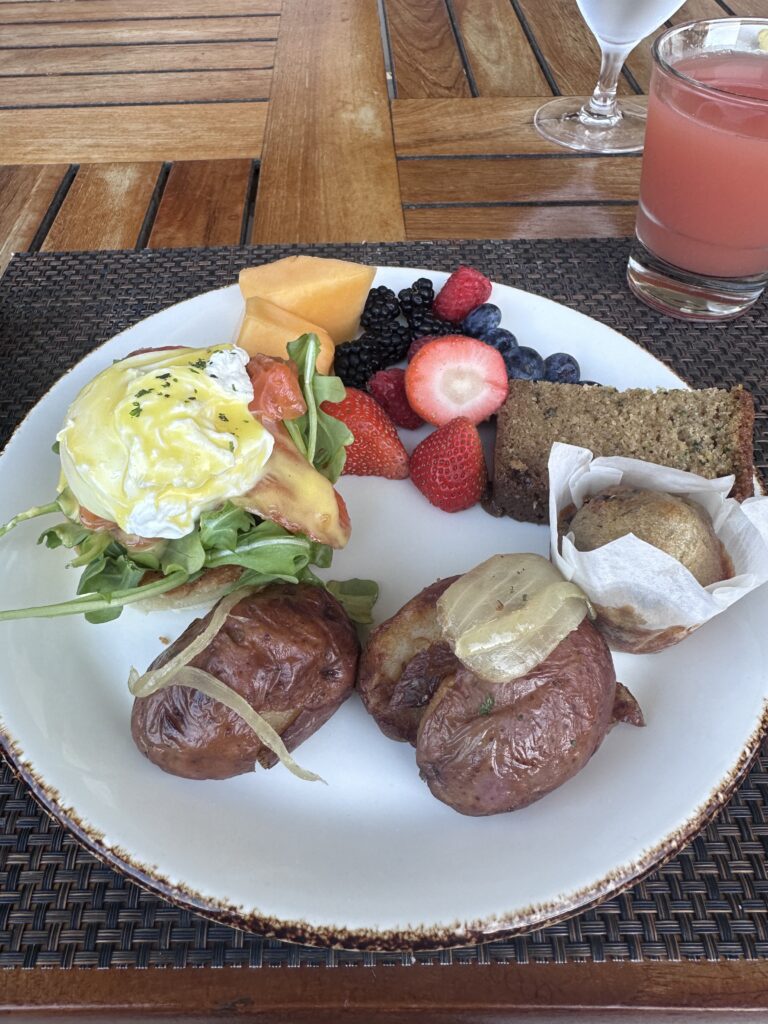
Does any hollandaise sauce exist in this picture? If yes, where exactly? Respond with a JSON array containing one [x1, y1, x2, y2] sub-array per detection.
[[57, 345, 273, 539]]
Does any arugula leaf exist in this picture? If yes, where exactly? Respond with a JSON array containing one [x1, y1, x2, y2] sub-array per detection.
[[286, 334, 353, 483], [204, 520, 315, 575], [38, 521, 89, 550], [76, 552, 148, 623], [326, 579, 379, 624], [68, 530, 114, 568], [199, 502, 254, 551], [0, 570, 191, 622], [161, 530, 206, 576]]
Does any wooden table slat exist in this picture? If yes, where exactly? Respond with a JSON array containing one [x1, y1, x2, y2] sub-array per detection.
[[0, 40, 276, 75], [0, 163, 67, 273], [252, 0, 405, 244], [515, 0, 633, 96], [0, 102, 267, 163], [405, 203, 638, 240], [727, 0, 767, 14], [392, 97, 653, 156], [398, 155, 642, 204], [41, 162, 161, 251], [0, 68, 272, 107], [451, 0, 551, 97], [384, 0, 472, 99], [149, 159, 253, 249], [0, 0, 282, 22], [1, 16, 279, 47]]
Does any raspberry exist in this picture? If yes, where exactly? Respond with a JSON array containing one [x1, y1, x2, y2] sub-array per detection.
[[433, 266, 492, 323], [368, 368, 424, 430]]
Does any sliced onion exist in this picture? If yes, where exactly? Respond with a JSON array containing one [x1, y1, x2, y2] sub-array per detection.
[[127, 585, 324, 783], [437, 554, 590, 684], [128, 587, 252, 699], [171, 667, 323, 784]]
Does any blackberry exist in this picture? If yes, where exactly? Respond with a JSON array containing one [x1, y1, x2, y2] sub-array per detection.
[[369, 320, 412, 363], [397, 276, 444, 331], [334, 325, 412, 389], [360, 285, 400, 330], [413, 310, 453, 338]]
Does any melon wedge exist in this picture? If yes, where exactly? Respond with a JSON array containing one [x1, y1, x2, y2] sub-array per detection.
[[239, 255, 375, 343], [236, 297, 335, 375]]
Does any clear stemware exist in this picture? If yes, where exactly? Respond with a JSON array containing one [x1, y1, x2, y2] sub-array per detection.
[[534, 0, 687, 154]]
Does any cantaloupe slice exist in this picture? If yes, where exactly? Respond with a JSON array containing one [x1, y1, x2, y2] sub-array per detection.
[[239, 256, 375, 344], [236, 297, 335, 375]]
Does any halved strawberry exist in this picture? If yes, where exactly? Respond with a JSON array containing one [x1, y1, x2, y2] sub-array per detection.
[[321, 387, 409, 480], [404, 336, 508, 426], [410, 418, 487, 512]]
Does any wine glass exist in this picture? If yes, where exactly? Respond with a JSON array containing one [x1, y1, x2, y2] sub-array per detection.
[[534, 0, 687, 153]]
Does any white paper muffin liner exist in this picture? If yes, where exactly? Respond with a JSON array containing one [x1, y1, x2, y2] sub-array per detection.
[[548, 443, 768, 647]]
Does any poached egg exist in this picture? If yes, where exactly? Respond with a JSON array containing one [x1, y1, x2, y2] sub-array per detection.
[[57, 345, 274, 539]]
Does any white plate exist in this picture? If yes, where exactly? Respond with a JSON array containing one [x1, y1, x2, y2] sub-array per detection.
[[1, 267, 766, 950]]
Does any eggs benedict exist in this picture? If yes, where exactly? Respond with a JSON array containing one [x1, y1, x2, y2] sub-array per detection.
[[0, 334, 358, 623]]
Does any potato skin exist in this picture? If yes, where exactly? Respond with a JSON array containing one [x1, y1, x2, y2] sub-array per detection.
[[416, 619, 616, 816], [357, 577, 459, 744], [131, 583, 359, 780]]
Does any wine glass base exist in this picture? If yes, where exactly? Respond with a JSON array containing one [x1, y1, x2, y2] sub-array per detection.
[[534, 96, 648, 154]]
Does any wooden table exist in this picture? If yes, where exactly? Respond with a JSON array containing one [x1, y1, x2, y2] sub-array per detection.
[[2, 0, 768, 1018]]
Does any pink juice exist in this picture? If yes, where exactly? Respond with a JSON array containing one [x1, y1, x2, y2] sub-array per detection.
[[636, 52, 768, 279]]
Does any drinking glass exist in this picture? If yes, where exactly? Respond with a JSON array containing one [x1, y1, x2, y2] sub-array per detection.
[[627, 18, 768, 320], [534, 0, 687, 153]]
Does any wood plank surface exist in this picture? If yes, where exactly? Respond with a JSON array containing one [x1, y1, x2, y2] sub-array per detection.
[[384, 0, 471, 99], [0, 69, 271, 107], [0, 102, 267, 162], [405, 203, 638, 240], [1, 15, 279, 47], [149, 159, 252, 248], [0, 39, 274, 74], [0, 163, 67, 273], [398, 157, 642, 204], [4, 961, 768, 1017], [451, 0, 550, 96], [515, 0, 633, 95], [41, 162, 160, 251], [252, 0, 404, 243], [728, 0, 767, 13], [0, 0, 281, 21], [0, 41, 276, 75], [391, 98, 653, 156]]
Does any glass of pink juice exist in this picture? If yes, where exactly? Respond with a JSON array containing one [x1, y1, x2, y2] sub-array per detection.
[[627, 19, 768, 320]]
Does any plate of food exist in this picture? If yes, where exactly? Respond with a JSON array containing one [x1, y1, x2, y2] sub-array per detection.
[[1, 257, 767, 951]]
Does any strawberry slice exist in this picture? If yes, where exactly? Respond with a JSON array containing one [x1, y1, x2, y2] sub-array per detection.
[[410, 418, 487, 512], [322, 387, 409, 480], [404, 336, 508, 426]]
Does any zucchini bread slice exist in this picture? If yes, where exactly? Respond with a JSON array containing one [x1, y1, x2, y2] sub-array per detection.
[[489, 381, 755, 524]]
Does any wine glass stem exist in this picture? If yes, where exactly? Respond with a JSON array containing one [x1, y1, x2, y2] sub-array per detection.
[[582, 43, 633, 122]]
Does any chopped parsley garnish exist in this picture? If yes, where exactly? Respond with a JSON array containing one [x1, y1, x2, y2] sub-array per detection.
[[155, 373, 171, 380], [478, 695, 495, 716], [134, 388, 154, 399], [218, 413, 229, 422], [228, 441, 235, 452], [190, 358, 208, 370], [129, 405, 142, 418]]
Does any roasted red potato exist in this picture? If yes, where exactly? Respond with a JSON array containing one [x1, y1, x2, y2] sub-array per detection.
[[132, 583, 359, 780]]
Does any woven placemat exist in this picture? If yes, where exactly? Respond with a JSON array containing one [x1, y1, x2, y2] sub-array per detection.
[[1, 240, 768, 967]]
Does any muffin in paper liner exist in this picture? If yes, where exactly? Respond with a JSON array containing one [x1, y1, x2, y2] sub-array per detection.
[[548, 443, 768, 654]]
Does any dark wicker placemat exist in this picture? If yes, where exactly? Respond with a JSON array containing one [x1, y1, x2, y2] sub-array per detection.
[[1, 240, 768, 967]]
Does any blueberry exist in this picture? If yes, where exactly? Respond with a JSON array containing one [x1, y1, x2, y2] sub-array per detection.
[[462, 303, 501, 339], [544, 352, 580, 384], [484, 327, 518, 356], [506, 346, 545, 381]]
